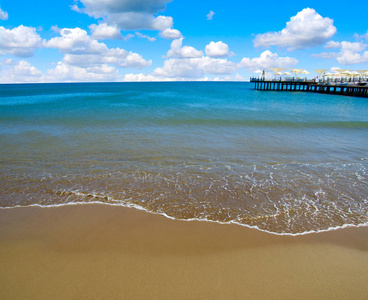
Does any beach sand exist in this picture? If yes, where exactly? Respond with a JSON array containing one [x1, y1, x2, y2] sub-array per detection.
[[0, 204, 367, 299]]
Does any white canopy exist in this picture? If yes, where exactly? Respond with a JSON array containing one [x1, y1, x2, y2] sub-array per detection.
[[290, 68, 304, 77], [268, 68, 286, 75], [313, 69, 328, 76], [357, 70, 368, 76]]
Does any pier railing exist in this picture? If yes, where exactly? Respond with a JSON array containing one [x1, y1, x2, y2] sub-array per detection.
[[250, 78, 368, 98]]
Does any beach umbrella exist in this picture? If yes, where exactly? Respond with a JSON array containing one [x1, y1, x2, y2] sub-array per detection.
[[268, 68, 286, 75], [323, 72, 334, 77], [350, 71, 360, 77], [356, 70, 368, 77], [313, 69, 327, 77], [280, 72, 291, 75], [332, 73, 343, 78], [339, 70, 352, 78], [290, 68, 303, 77]]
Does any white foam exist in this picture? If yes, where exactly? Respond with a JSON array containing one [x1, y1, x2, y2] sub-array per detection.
[[1, 201, 367, 237]]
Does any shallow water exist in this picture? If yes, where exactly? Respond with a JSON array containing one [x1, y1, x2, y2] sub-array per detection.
[[0, 82, 367, 234]]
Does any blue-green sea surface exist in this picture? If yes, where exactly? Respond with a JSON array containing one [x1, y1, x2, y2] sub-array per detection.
[[0, 82, 367, 235]]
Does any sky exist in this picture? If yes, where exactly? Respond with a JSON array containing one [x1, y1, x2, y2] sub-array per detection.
[[0, 0, 367, 83]]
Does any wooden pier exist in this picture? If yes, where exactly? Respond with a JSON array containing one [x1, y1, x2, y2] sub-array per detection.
[[250, 78, 368, 98]]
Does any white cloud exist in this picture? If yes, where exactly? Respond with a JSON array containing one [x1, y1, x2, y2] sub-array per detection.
[[0, 25, 42, 57], [0, 58, 15, 66], [45, 28, 108, 54], [254, 8, 336, 50], [234, 73, 245, 81], [123, 73, 176, 82], [336, 51, 368, 64], [166, 38, 203, 58], [363, 31, 368, 41], [354, 31, 368, 41], [207, 11, 215, 20], [0, 60, 43, 83], [76, 0, 172, 17], [106, 13, 173, 31], [205, 41, 233, 58], [46, 62, 121, 82], [123, 73, 241, 82], [70, 3, 83, 13], [120, 52, 152, 68], [154, 56, 237, 78], [159, 28, 182, 40], [238, 50, 298, 71], [46, 27, 151, 71], [89, 23, 122, 40], [62, 50, 151, 69], [74, 0, 174, 33], [0, 7, 8, 20], [314, 41, 368, 65], [135, 32, 156, 42], [324, 41, 341, 49], [138, 37, 239, 80], [340, 41, 366, 53], [51, 25, 61, 33]]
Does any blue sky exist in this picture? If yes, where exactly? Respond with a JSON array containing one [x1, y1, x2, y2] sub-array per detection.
[[0, 0, 367, 82]]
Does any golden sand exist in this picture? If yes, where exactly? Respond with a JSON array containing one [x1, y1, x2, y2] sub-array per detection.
[[0, 204, 367, 299]]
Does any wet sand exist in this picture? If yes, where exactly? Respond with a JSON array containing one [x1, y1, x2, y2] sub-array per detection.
[[0, 204, 367, 299]]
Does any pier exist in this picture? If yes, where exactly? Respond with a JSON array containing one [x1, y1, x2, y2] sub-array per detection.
[[250, 78, 368, 98]]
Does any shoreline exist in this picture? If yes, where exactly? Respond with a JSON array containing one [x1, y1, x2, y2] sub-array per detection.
[[1, 204, 368, 299], [1, 201, 368, 237]]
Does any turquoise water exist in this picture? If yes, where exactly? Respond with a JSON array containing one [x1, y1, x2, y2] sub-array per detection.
[[0, 82, 367, 234]]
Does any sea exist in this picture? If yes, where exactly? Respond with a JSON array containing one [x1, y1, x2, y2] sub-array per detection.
[[0, 82, 367, 235]]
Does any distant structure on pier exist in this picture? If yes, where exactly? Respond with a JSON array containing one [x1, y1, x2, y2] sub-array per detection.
[[250, 68, 368, 98]]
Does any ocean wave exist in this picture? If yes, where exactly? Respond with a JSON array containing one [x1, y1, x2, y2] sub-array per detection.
[[1, 201, 367, 237]]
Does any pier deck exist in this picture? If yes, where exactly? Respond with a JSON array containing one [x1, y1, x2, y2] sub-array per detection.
[[250, 78, 368, 98]]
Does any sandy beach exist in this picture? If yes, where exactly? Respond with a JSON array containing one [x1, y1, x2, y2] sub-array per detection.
[[0, 204, 367, 299]]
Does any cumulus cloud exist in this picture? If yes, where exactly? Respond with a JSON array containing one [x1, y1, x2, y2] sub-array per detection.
[[120, 52, 152, 68], [106, 13, 173, 31], [45, 28, 108, 54], [46, 62, 121, 82], [154, 57, 237, 78], [207, 11, 215, 20], [159, 28, 182, 40], [0, 7, 8, 20], [75, 0, 172, 17], [205, 41, 233, 58], [123, 73, 240, 82], [314, 41, 368, 65], [354, 31, 368, 42], [62, 49, 151, 69], [238, 50, 298, 71], [336, 51, 368, 64], [254, 8, 336, 50], [45, 27, 151, 70], [135, 32, 156, 42], [339, 41, 366, 53], [51, 25, 61, 33], [166, 38, 203, 58], [89, 23, 123, 40], [324, 41, 341, 49], [0, 25, 42, 57], [123, 73, 176, 82], [74, 0, 176, 35], [0, 60, 44, 83]]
